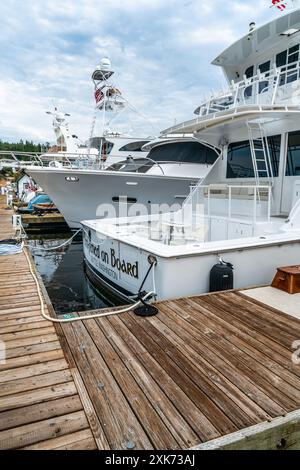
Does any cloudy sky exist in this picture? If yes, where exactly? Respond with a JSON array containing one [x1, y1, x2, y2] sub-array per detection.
[[0, 0, 280, 144]]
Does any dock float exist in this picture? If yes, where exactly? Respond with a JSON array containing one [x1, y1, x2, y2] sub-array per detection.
[[20, 212, 69, 232], [1, 195, 300, 450]]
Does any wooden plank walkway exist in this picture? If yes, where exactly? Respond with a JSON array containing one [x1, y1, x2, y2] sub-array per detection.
[[1, 195, 300, 449], [58, 292, 300, 450], [0, 198, 98, 450]]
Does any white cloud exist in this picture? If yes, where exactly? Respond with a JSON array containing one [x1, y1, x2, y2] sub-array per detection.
[[0, 0, 280, 142]]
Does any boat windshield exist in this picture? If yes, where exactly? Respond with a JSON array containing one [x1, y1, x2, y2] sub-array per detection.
[[106, 158, 151, 173], [147, 141, 218, 164]]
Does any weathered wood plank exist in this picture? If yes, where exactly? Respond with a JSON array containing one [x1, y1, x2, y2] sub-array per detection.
[[0, 396, 83, 432], [0, 349, 65, 372], [0, 315, 46, 328], [96, 316, 205, 448], [194, 409, 300, 450], [1, 325, 55, 342], [0, 369, 72, 397], [0, 382, 77, 412], [109, 314, 221, 443], [158, 302, 287, 417], [153, 304, 271, 424], [0, 304, 44, 320], [21, 429, 97, 450], [84, 317, 182, 449], [0, 358, 69, 383], [4, 332, 58, 350], [6, 340, 61, 359], [0, 411, 89, 449], [61, 320, 153, 450]]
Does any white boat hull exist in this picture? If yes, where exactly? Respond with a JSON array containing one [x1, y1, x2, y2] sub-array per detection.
[[26, 168, 198, 229], [82, 226, 300, 301]]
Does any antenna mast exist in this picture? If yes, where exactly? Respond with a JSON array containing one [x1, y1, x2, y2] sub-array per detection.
[[90, 58, 126, 157]]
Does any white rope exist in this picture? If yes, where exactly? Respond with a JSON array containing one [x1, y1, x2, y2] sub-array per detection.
[[25, 228, 82, 252], [23, 247, 156, 323]]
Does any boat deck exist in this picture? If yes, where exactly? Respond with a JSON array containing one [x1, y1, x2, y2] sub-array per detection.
[[57, 294, 300, 449], [1, 195, 300, 449]]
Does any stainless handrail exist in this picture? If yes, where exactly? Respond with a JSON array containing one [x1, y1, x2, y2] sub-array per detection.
[[196, 60, 300, 117]]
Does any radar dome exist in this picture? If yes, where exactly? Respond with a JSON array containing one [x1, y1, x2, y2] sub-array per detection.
[[100, 57, 111, 71]]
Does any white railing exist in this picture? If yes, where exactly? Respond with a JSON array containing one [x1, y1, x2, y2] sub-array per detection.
[[184, 183, 272, 232], [0, 150, 187, 173], [195, 61, 300, 117]]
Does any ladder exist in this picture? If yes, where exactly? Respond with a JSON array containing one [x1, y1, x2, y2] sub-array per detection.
[[247, 122, 274, 187]]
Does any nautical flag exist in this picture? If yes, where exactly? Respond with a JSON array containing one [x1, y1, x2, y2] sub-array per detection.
[[95, 88, 104, 104], [271, 0, 288, 10]]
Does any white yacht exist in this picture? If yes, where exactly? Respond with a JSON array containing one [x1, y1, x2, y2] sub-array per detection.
[[82, 4, 300, 302], [26, 56, 222, 229], [0, 107, 95, 170]]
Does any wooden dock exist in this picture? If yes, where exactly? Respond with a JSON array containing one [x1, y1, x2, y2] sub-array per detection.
[[55, 294, 300, 450], [1, 194, 300, 450], [0, 199, 98, 450]]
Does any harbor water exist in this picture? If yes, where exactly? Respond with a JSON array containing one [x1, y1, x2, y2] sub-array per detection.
[[28, 233, 118, 315]]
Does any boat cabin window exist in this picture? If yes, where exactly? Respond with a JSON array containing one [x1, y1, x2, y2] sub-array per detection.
[[118, 141, 150, 152], [258, 61, 270, 94], [245, 66, 254, 78], [102, 141, 114, 156], [286, 131, 300, 176], [227, 135, 281, 179], [89, 138, 114, 155], [276, 44, 299, 85], [147, 141, 218, 164]]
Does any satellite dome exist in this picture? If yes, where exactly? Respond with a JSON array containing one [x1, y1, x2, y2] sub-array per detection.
[[55, 112, 66, 122], [100, 57, 111, 71]]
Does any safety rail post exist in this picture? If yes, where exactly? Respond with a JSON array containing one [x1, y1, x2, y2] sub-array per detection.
[[268, 185, 271, 222], [227, 186, 232, 240], [271, 69, 280, 105], [253, 186, 257, 236]]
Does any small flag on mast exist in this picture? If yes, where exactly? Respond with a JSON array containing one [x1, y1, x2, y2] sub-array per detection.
[[95, 88, 104, 104], [271, 0, 288, 10]]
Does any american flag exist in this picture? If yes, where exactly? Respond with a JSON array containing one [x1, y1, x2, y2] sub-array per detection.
[[271, 0, 288, 10], [95, 88, 104, 104]]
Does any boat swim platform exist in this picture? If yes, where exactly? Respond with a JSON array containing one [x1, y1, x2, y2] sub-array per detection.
[[1, 196, 300, 450]]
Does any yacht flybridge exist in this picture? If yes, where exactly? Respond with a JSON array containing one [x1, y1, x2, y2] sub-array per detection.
[[82, 5, 300, 302]]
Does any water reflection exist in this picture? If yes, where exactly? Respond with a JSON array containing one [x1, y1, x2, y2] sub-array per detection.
[[28, 233, 114, 315]]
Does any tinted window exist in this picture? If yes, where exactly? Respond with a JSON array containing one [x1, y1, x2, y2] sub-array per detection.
[[276, 45, 300, 85], [258, 60, 270, 94], [245, 66, 254, 98], [119, 141, 150, 152], [276, 50, 287, 68], [88, 137, 114, 154], [286, 131, 300, 176], [148, 141, 218, 164], [288, 44, 299, 64], [227, 135, 281, 178], [107, 158, 150, 173], [245, 66, 254, 78]]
